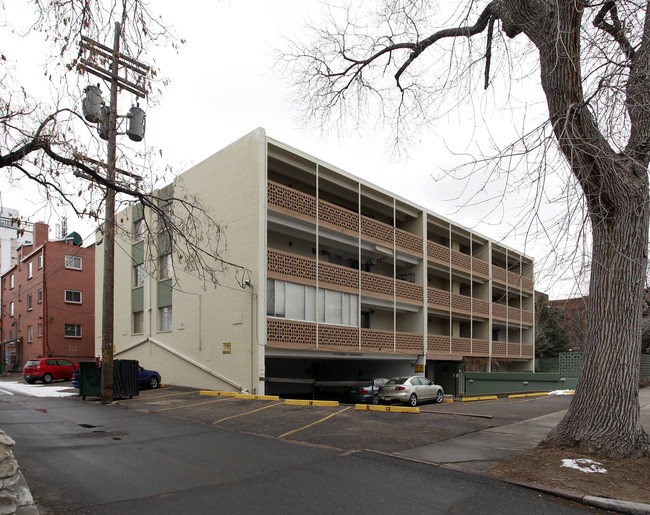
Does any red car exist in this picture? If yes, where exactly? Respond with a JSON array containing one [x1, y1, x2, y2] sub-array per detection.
[[23, 358, 78, 384]]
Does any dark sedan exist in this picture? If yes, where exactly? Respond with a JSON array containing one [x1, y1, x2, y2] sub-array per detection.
[[343, 378, 388, 404]]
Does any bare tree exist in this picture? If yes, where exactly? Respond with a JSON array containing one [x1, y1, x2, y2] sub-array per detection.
[[281, 0, 650, 458], [0, 1, 237, 287]]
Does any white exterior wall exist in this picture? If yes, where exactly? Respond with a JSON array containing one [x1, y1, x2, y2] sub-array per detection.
[[96, 128, 267, 392]]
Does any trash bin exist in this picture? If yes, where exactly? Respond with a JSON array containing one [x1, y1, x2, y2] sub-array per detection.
[[78, 361, 101, 400], [113, 359, 139, 399]]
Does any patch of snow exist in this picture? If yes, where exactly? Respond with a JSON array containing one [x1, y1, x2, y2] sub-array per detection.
[[548, 390, 575, 395], [0, 381, 77, 398], [561, 458, 607, 474]]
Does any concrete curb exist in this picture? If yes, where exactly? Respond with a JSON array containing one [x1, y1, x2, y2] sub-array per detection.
[[495, 478, 650, 514]]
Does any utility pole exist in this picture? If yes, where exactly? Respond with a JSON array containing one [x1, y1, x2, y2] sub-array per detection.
[[79, 23, 149, 404]]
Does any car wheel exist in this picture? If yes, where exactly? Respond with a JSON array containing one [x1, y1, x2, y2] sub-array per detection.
[[42, 373, 53, 384], [371, 395, 379, 405], [408, 393, 418, 407], [149, 376, 159, 389], [435, 389, 444, 403]]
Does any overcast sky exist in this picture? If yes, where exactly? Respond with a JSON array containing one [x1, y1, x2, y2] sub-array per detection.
[[1, 1, 587, 298]]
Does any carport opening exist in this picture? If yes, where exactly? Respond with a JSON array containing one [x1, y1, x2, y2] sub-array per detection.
[[265, 357, 415, 400]]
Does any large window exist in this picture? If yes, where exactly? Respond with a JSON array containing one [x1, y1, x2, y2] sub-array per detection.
[[38, 289, 43, 303], [38, 254, 43, 269], [38, 323, 42, 337], [65, 255, 82, 270], [27, 294, 33, 310], [267, 279, 358, 327], [27, 262, 33, 278], [158, 253, 172, 280], [9, 302, 14, 316], [133, 311, 144, 334], [64, 324, 82, 337], [133, 218, 146, 241], [159, 306, 172, 332], [10, 274, 14, 288], [133, 264, 144, 287], [65, 290, 82, 303], [27, 326, 33, 342]]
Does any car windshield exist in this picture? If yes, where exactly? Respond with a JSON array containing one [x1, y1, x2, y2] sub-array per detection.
[[25, 360, 40, 367], [385, 377, 409, 385]]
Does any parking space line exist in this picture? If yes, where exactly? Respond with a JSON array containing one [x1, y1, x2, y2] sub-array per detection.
[[152, 398, 230, 413], [212, 402, 283, 424], [278, 406, 352, 438], [114, 391, 199, 402]]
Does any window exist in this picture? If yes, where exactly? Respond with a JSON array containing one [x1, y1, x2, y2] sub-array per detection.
[[133, 311, 144, 334], [27, 262, 33, 278], [38, 289, 43, 303], [65, 255, 82, 270], [134, 219, 146, 241], [266, 279, 357, 327], [9, 302, 14, 316], [65, 290, 82, 303], [133, 264, 144, 287], [159, 306, 172, 331], [27, 326, 33, 342], [37, 323, 42, 338], [64, 324, 82, 338], [27, 294, 33, 310], [38, 254, 43, 269], [158, 253, 172, 280], [10, 274, 14, 288]]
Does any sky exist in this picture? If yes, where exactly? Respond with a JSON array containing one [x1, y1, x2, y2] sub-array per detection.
[[0, 0, 588, 298]]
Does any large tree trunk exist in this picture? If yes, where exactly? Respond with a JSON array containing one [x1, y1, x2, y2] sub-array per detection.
[[543, 172, 650, 458], [506, 0, 650, 458]]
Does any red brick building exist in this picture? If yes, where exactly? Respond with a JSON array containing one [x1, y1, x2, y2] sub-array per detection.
[[548, 296, 589, 352], [1, 222, 95, 370]]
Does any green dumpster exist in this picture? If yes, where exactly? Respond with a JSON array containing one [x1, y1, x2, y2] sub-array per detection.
[[79, 361, 101, 399]]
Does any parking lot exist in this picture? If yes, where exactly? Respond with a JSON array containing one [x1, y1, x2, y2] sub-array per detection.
[[0, 374, 574, 454], [103, 384, 573, 453]]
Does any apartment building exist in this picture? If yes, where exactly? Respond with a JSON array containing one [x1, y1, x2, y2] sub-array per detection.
[[0, 206, 33, 275], [1, 223, 95, 370], [99, 128, 534, 394]]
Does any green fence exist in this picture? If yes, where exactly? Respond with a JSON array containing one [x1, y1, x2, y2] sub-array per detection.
[[462, 352, 650, 396]]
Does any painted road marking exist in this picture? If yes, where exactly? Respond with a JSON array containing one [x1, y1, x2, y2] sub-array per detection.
[[278, 406, 352, 438], [152, 397, 230, 413], [212, 402, 283, 424], [461, 395, 498, 402]]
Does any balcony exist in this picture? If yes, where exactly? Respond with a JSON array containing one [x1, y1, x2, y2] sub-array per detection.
[[267, 180, 533, 295], [268, 180, 422, 257], [266, 318, 423, 354], [428, 336, 534, 359], [427, 287, 490, 317], [267, 249, 423, 305], [491, 303, 534, 326]]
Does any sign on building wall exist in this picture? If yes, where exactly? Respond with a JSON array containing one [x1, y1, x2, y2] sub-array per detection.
[[223, 342, 231, 354]]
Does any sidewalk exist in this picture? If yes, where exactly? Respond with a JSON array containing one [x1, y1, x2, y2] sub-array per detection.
[[398, 387, 650, 473], [395, 387, 650, 513]]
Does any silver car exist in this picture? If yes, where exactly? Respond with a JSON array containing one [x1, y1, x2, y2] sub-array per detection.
[[378, 376, 445, 407]]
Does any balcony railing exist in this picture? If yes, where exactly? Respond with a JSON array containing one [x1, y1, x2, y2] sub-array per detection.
[[427, 287, 490, 317], [268, 248, 423, 305], [267, 319, 533, 358], [268, 180, 532, 293]]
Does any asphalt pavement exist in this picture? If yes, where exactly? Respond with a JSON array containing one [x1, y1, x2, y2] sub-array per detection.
[[0, 381, 598, 514]]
